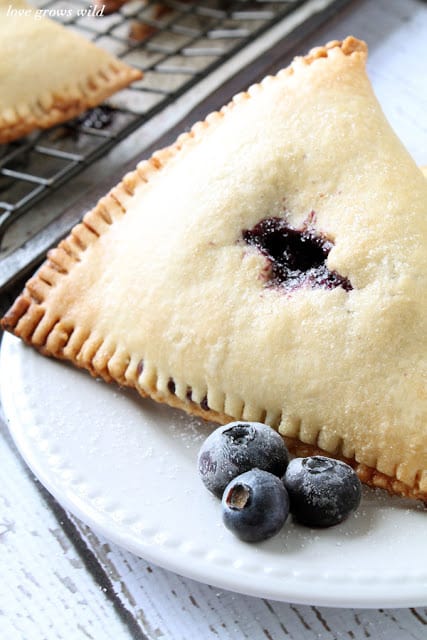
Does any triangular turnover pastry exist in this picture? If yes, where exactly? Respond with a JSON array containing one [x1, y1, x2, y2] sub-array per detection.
[[0, 0, 142, 143], [3, 37, 427, 502]]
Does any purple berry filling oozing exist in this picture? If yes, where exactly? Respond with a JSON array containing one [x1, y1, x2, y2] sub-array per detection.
[[242, 216, 352, 292]]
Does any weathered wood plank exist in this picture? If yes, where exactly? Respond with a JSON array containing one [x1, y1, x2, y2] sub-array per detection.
[[0, 416, 140, 640], [67, 516, 427, 640]]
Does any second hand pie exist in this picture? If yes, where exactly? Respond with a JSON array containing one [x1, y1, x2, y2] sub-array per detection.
[[2, 37, 427, 503], [0, 0, 142, 143]]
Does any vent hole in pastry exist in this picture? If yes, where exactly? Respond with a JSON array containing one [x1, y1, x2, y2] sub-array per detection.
[[243, 216, 352, 292]]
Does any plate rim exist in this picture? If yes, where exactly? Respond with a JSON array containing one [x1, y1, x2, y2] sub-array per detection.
[[2, 332, 427, 609]]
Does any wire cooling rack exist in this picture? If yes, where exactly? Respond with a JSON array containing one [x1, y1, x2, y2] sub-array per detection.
[[0, 0, 354, 297]]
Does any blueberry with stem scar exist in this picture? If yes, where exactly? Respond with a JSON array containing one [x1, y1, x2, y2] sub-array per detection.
[[283, 456, 362, 527], [197, 421, 289, 498], [222, 469, 290, 542]]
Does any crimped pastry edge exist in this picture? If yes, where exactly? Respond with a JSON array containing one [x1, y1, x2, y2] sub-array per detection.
[[120, 388, 427, 505], [3, 36, 426, 503], [0, 61, 141, 144]]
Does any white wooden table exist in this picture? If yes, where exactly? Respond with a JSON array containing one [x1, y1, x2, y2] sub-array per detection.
[[1, 0, 427, 637]]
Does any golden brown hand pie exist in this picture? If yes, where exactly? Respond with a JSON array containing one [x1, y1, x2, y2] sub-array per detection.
[[0, 0, 142, 143], [3, 37, 427, 502]]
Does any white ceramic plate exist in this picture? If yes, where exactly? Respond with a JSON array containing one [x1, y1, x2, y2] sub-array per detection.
[[2, 333, 427, 608]]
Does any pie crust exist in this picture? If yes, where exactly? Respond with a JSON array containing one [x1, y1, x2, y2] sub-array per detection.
[[0, 0, 142, 143], [3, 37, 427, 502]]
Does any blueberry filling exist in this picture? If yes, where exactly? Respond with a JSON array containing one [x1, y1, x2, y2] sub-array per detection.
[[136, 359, 144, 377], [75, 105, 114, 130], [243, 216, 352, 291]]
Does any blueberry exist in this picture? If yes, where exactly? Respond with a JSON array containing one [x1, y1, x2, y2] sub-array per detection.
[[283, 456, 362, 527], [197, 421, 289, 498], [222, 469, 290, 542]]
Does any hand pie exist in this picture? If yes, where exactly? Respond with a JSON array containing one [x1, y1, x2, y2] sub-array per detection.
[[3, 37, 427, 502], [0, 0, 142, 143]]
